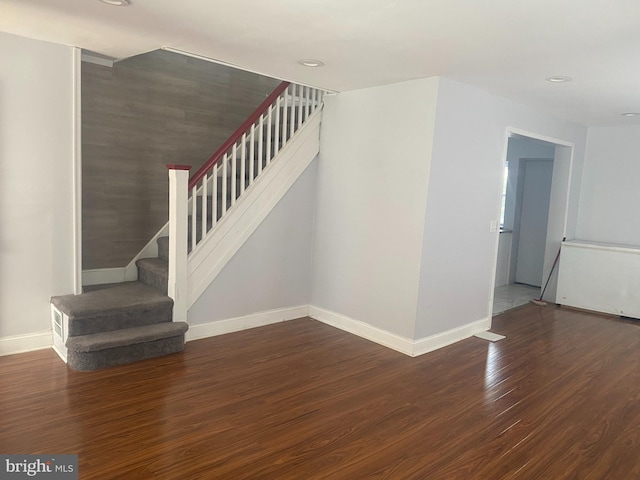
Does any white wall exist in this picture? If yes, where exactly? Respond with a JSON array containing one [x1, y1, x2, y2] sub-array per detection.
[[414, 78, 587, 338], [188, 160, 317, 323], [495, 232, 512, 287], [0, 33, 76, 346], [576, 125, 640, 246], [311, 78, 439, 339]]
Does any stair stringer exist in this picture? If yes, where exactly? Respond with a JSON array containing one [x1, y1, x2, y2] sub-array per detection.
[[187, 110, 321, 308], [123, 224, 169, 282]]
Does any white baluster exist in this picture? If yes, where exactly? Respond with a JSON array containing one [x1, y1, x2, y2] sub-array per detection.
[[221, 153, 228, 216], [274, 97, 281, 157], [289, 85, 296, 140], [311, 88, 318, 114], [231, 143, 237, 207], [282, 88, 289, 146], [249, 124, 255, 186], [201, 172, 208, 240], [297, 85, 304, 131], [191, 185, 197, 250], [305, 85, 311, 119], [266, 105, 273, 167], [240, 133, 247, 195], [212, 162, 218, 228], [258, 115, 264, 175]]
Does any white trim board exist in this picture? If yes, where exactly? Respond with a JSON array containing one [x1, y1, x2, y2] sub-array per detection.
[[309, 305, 490, 357], [82, 268, 127, 286], [72, 46, 83, 295], [413, 317, 492, 356], [186, 305, 309, 342], [308, 305, 414, 355], [1, 305, 490, 358], [0, 331, 52, 357]]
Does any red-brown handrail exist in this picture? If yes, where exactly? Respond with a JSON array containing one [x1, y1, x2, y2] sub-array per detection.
[[188, 80, 291, 190]]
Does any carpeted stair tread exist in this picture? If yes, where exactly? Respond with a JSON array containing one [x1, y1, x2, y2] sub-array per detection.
[[66, 324, 188, 371], [157, 236, 169, 261], [136, 257, 168, 274], [51, 281, 171, 319], [66, 322, 188, 353], [136, 257, 168, 294]]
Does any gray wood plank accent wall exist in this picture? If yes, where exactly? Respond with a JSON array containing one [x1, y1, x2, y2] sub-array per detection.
[[82, 50, 280, 269]]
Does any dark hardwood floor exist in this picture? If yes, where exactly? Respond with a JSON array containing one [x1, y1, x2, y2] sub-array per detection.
[[2, 304, 639, 479]]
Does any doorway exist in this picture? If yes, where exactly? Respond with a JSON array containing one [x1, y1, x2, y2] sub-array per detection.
[[514, 158, 554, 286], [492, 132, 573, 315]]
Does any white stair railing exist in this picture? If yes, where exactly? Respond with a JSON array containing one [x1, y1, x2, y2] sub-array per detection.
[[166, 81, 326, 315], [185, 82, 325, 252]]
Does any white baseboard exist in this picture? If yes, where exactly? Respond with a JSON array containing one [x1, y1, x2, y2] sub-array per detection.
[[0, 307, 491, 360], [412, 317, 492, 356], [82, 268, 126, 286], [309, 305, 491, 357], [186, 305, 310, 342], [0, 330, 52, 357], [308, 305, 415, 355]]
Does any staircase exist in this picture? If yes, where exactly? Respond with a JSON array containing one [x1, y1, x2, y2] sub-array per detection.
[[50, 188, 212, 371], [51, 81, 325, 371], [51, 239, 187, 371]]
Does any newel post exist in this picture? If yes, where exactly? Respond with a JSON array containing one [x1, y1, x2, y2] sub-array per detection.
[[167, 164, 191, 323]]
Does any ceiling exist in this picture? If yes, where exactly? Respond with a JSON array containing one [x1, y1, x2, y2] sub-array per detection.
[[1, 0, 640, 127]]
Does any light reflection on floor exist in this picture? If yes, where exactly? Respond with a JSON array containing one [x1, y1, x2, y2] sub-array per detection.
[[483, 342, 503, 393]]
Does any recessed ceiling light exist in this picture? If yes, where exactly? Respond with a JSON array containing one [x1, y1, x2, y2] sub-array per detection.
[[546, 76, 572, 83], [298, 59, 324, 68], [99, 0, 130, 5], [621, 112, 640, 117]]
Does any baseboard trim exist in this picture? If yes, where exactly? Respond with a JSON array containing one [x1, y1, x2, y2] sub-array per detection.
[[0, 330, 52, 357], [412, 317, 492, 357], [82, 268, 126, 286], [309, 305, 491, 357], [0, 308, 492, 359], [186, 305, 310, 342], [308, 305, 415, 355]]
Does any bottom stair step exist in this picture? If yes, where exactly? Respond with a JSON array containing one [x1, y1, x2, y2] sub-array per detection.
[[66, 322, 188, 371]]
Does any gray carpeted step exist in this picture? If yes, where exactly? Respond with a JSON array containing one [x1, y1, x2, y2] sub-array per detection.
[[136, 257, 168, 295], [157, 236, 169, 261], [66, 322, 188, 371], [51, 282, 173, 336]]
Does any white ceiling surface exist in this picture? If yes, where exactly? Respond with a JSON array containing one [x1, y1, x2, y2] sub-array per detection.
[[2, 0, 640, 127]]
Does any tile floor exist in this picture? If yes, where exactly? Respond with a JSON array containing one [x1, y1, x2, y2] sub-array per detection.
[[493, 283, 541, 315]]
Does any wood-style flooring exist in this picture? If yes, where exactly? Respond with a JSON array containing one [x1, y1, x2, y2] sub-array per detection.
[[1, 304, 639, 479]]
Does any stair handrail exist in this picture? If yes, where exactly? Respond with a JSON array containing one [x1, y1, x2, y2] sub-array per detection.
[[188, 81, 291, 190]]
